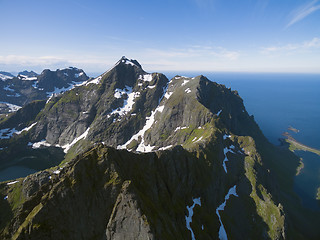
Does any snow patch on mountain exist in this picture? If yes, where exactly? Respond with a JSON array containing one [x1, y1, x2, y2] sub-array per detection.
[[75, 72, 84, 78], [0, 102, 21, 112], [84, 76, 102, 85], [108, 86, 140, 118], [7, 180, 19, 185], [15, 122, 37, 135], [30, 126, 90, 153], [138, 74, 153, 82], [31, 128, 91, 152], [18, 75, 37, 81], [223, 141, 240, 173], [223, 134, 231, 140], [158, 145, 173, 151], [182, 79, 189, 86], [222, 147, 230, 173], [192, 136, 203, 143], [117, 101, 165, 152], [175, 126, 188, 132], [32, 140, 52, 149], [164, 91, 173, 99], [46, 81, 83, 97], [114, 87, 129, 99], [3, 86, 14, 92], [46, 86, 72, 97], [0, 128, 17, 139], [61, 127, 90, 153], [185, 197, 201, 240], [216, 185, 238, 240]]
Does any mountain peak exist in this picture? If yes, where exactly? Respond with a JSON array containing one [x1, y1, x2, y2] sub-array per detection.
[[117, 56, 142, 69], [57, 67, 81, 72], [18, 70, 39, 78]]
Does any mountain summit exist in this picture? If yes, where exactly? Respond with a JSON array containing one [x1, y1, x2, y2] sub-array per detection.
[[0, 58, 319, 239]]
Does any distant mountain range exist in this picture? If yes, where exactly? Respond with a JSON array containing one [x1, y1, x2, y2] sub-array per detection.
[[0, 67, 89, 114], [0, 57, 319, 239]]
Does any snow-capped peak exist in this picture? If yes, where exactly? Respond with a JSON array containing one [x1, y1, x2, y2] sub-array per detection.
[[0, 72, 14, 81], [117, 56, 142, 68], [58, 67, 79, 71], [18, 70, 38, 78]]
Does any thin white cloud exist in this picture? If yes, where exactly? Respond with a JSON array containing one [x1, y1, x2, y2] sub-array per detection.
[[145, 46, 240, 61], [0, 55, 67, 66], [287, 0, 320, 28], [0, 45, 241, 73], [261, 37, 320, 54], [0, 54, 115, 73]]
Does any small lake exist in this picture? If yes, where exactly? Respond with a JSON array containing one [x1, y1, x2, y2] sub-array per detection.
[[0, 166, 37, 182]]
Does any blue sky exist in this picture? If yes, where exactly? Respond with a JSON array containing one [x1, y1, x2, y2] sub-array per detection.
[[0, 0, 320, 73]]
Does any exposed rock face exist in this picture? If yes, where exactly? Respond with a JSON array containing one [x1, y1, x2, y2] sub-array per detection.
[[106, 181, 154, 240], [0, 57, 319, 239]]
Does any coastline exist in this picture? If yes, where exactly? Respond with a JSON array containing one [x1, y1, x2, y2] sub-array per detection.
[[285, 136, 320, 157], [281, 130, 320, 157], [280, 131, 320, 176], [295, 157, 304, 176]]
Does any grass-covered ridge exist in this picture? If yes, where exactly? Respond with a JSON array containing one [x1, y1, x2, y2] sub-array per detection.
[[238, 136, 285, 239]]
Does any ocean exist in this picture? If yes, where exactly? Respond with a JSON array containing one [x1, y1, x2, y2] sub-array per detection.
[[165, 71, 320, 211]]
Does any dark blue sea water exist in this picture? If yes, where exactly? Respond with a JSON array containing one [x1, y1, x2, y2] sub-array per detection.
[[165, 71, 320, 211]]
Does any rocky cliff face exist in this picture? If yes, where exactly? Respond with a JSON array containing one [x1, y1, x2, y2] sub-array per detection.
[[0, 57, 319, 239]]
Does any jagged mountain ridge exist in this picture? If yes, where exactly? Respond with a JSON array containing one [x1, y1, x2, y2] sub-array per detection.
[[0, 57, 319, 239], [0, 72, 15, 81], [0, 57, 169, 155], [0, 57, 249, 154], [17, 70, 39, 79], [0, 67, 89, 114]]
